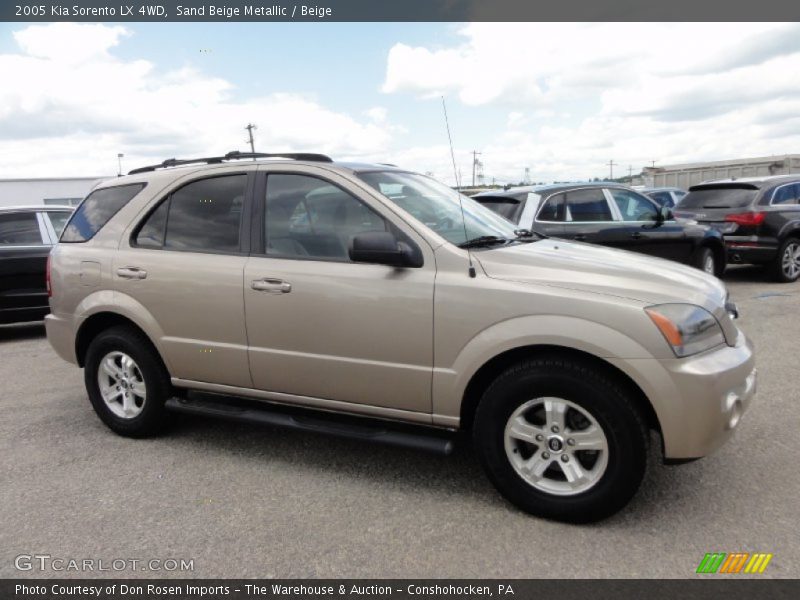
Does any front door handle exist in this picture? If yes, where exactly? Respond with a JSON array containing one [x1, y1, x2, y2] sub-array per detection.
[[630, 232, 642, 239], [574, 234, 587, 241], [116, 266, 147, 280], [251, 278, 292, 294]]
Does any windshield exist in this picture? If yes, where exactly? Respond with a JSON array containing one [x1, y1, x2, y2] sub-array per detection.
[[680, 186, 758, 209], [357, 171, 518, 245]]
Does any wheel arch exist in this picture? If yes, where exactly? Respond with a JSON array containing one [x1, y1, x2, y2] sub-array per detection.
[[459, 344, 661, 438], [75, 312, 166, 370]]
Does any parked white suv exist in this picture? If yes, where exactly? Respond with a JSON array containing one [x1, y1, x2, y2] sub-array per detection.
[[46, 152, 756, 522]]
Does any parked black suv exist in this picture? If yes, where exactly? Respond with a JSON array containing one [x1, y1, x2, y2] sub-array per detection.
[[0, 205, 73, 324], [474, 183, 726, 276], [674, 176, 800, 282]]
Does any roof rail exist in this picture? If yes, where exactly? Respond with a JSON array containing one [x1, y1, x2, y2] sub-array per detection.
[[128, 150, 333, 175]]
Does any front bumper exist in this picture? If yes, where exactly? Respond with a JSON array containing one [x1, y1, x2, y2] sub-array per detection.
[[611, 332, 756, 460]]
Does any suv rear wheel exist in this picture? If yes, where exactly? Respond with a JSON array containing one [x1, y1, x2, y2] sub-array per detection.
[[473, 358, 648, 523], [84, 326, 173, 437], [771, 237, 800, 283], [694, 246, 718, 277]]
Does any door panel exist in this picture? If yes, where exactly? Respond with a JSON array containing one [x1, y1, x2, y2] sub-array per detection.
[[0, 212, 49, 320], [244, 257, 434, 412], [114, 172, 253, 388], [244, 171, 435, 413]]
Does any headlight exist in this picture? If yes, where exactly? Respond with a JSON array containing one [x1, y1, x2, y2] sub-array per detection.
[[645, 303, 726, 357]]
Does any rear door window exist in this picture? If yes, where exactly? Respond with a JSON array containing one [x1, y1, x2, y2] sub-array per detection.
[[0, 212, 44, 245], [565, 189, 613, 222], [134, 175, 246, 253], [61, 184, 145, 242]]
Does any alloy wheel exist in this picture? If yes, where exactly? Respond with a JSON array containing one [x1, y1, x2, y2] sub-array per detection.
[[97, 351, 147, 419], [504, 397, 609, 496], [782, 242, 800, 280]]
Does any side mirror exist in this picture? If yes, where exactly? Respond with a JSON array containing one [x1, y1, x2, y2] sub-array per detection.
[[660, 206, 674, 221], [349, 231, 422, 268]]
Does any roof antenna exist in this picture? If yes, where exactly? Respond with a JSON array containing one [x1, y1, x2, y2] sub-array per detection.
[[442, 96, 476, 278]]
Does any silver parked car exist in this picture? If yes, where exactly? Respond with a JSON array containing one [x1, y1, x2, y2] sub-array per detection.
[[46, 152, 755, 522]]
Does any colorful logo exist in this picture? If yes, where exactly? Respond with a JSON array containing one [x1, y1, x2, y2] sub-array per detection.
[[696, 552, 773, 574]]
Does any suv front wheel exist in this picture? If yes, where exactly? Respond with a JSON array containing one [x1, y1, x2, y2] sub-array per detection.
[[473, 358, 648, 523], [84, 325, 173, 437]]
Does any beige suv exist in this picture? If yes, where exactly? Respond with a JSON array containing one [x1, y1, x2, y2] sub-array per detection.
[[46, 152, 756, 522]]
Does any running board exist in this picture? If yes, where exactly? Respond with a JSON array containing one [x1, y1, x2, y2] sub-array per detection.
[[165, 397, 455, 456]]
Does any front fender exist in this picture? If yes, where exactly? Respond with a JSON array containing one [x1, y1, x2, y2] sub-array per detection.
[[432, 314, 653, 424]]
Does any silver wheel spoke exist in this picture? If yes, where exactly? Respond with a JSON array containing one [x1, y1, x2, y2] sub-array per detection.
[[102, 358, 123, 380], [544, 399, 568, 431], [130, 379, 146, 398], [559, 457, 587, 484], [507, 416, 545, 443], [568, 426, 607, 451], [521, 454, 551, 478]]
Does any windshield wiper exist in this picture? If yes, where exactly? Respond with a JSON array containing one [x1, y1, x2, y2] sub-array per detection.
[[514, 228, 548, 240], [458, 235, 511, 249]]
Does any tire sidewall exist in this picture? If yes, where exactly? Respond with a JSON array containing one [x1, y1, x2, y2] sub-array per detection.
[[774, 238, 800, 283], [84, 327, 170, 437], [474, 363, 647, 523]]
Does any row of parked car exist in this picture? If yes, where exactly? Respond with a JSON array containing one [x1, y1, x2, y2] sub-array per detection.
[[472, 175, 800, 283]]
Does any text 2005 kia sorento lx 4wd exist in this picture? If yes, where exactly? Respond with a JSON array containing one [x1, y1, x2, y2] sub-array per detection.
[[46, 152, 756, 522]]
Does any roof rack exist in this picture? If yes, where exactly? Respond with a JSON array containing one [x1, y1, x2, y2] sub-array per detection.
[[128, 150, 333, 175]]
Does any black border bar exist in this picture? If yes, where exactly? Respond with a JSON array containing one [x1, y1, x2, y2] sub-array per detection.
[[5, 0, 800, 22]]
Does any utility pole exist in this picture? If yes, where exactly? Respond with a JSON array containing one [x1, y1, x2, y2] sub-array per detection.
[[471, 150, 482, 187], [117, 153, 124, 177], [608, 159, 617, 180], [245, 123, 257, 154], [628, 165, 634, 183], [650, 160, 657, 168]]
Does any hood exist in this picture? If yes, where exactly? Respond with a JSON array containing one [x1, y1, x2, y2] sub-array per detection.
[[473, 239, 727, 308]]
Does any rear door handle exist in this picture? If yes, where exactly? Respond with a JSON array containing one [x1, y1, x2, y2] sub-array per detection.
[[116, 266, 147, 280], [573, 234, 587, 241], [630, 232, 642, 239], [251, 278, 292, 294]]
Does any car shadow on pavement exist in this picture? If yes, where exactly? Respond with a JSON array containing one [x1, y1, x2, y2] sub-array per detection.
[[164, 413, 702, 525], [0, 321, 46, 343], [722, 264, 771, 282]]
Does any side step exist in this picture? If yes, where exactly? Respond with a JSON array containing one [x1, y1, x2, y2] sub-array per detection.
[[165, 396, 455, 456]]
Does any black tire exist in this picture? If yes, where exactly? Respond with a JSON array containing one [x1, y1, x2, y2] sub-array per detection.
[[769, 237, 800, 283], [693, 246, 719, 277], [84, 325, 173, 438], [473, 357, 648, 523]]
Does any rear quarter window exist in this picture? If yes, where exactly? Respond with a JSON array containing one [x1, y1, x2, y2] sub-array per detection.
[[475, 196, 524, 223], [61, 183, 145, 243]]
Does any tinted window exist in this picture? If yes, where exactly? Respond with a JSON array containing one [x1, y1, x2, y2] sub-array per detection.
[[61, 184, 145, 242], [474, 196, 524, 223], [0, 212, 42, 245], [565, 189, 612, 222], [134, 199, 169, 248], [266, 174, 386, 261], [610, 189, 659, 221], [537, 194, 564, 221], [680, 186, 758, 209], [647, 191, 674, 208], [161, 175, 245, 252], [772, 184, 799, 205], [46, 211, 72, 236]]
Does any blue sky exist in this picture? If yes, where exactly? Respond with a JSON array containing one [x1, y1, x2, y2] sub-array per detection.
[[1, 22, 799, 182]]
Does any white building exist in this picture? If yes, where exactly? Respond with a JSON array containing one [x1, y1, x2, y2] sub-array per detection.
[[642, 154, 800, 189], [0, 176, 111, 208]]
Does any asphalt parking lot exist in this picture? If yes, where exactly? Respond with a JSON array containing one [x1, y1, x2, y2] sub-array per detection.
[[0, 265, 797, 579]]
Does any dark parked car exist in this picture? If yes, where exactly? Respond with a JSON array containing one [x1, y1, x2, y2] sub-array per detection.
[[641, 187, 687, 209], [673, 176, 800, 282], [0, 205, 73, 324], [474, 183, 726, 276]]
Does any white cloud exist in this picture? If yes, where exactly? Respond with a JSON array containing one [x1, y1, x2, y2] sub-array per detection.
[[0, 24, 395, 177], [381, 23, 800, 183]]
